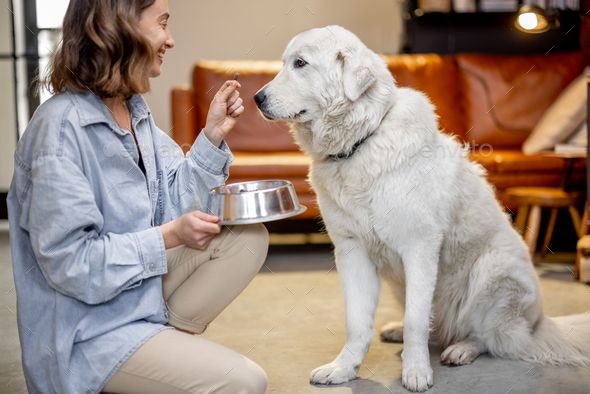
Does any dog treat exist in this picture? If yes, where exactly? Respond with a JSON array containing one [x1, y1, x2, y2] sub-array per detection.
[[233, 72, 240, 81]]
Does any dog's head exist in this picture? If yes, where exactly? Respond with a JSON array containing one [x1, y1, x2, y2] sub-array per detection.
[[255, 25, 396, 158]]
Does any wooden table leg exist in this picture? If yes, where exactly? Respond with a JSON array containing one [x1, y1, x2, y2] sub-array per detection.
[[525, 205, 542, 258], [514, 205, 529, 235], [575, 201, 588, 280], [541, 208, 558, 258]]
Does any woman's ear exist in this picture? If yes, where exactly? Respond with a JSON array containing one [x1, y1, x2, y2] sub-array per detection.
[[338, 48, 376, 102]]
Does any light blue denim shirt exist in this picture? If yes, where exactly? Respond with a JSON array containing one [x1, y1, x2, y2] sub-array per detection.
[[8, 90, 233, 394]]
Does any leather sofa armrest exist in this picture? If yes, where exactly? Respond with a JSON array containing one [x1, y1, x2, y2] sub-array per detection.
[[171, 85, 197, 153]]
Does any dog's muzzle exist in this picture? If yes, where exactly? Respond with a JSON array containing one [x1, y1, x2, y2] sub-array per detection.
[[254, 90, 267, 109], [254, 89, 275, 120]]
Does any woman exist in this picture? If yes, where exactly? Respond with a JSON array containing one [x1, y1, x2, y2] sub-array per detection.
[[8, 0, 269, 393]]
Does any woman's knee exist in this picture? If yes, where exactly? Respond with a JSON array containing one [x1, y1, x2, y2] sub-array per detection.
[[240, 223, 269, 267], [224, 359, 268, 394], [245, 223, 269, 247]]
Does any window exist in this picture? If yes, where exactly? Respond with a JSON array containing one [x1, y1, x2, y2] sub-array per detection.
[[35, 0, 69, 29], [8, 0, 69, 138], [35, 0, 69, 103]]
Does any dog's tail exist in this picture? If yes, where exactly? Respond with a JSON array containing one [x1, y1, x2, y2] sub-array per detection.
[[524, 313, 590, 366]]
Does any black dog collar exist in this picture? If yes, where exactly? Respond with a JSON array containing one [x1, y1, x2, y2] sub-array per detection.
[[327, 133, 373, 161]]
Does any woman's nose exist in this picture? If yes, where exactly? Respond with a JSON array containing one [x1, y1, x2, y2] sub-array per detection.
[[166, 33, 175, 49]]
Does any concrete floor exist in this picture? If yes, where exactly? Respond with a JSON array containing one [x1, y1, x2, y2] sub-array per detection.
[[1, 232, 590, 394]]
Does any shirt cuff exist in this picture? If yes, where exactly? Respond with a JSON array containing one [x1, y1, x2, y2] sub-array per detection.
[[188, 131, 234, 176], [133, 227, 167, 278]]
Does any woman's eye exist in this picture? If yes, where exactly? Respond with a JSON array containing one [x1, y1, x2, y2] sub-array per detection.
[[294, 58, 307, 68]]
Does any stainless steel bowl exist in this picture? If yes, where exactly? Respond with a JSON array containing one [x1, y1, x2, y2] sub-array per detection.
[[208, 180, 307, 225]]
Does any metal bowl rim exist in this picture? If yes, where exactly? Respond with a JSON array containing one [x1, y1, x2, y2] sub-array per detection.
[[219, 205, 307, 225], [210, 179, 296, 195]]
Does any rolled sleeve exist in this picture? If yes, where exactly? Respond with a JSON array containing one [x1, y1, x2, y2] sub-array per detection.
[[158, 128, 234, 218], [188, 131, 233, 177]]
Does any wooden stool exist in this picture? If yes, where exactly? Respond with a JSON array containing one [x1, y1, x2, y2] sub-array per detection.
[[576, 232, 590, 282], [505, 187, 582, 257]]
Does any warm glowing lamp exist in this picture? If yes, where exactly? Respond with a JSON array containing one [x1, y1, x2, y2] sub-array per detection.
[[515, 5, 551, 33]]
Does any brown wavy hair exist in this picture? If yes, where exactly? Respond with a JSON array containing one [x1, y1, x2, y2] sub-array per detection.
[[46, 0, 156, 98]]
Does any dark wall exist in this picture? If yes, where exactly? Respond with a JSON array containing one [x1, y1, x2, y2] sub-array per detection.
[[581, 0, 590, 64], [403, 7, 581, 55]]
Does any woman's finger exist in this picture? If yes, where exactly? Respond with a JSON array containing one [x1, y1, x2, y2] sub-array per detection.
[[197, 221, 221, 234], [229, 105, 245, 118], [193, 210, 219, 222], [226, 90, 240, 107], [215, 81, 241, 102], [227, 97, 243, 114]]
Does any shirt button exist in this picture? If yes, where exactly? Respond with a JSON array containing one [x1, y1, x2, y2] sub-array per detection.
[[148, 263, 155, 272]]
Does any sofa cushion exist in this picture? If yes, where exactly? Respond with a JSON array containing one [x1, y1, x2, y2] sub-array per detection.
[[471, 150, 570, 173], [225, 150, 585, 216], [229, 152, 311, 178], [384, 54, 466, 138], [522, 68, 588, 154], [193, 60, 299, 152], [566, 122, 588, 147], [458, 52, 584, 148], [472, 149, 585, 209], [470, 149, 585, 194]]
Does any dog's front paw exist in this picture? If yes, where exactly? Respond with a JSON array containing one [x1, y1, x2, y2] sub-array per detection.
[[310, 362, 357, 385], [402, 364, 433, 392]]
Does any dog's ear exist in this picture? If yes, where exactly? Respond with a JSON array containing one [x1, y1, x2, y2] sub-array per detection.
[[338, 48, 376, 101]]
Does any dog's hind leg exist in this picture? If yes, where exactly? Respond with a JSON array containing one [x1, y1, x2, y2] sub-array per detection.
[[472, 277, 539, 361], [380, 321, 404, 343], [441, 338, 485, 365], [380, 280, 405, 343]]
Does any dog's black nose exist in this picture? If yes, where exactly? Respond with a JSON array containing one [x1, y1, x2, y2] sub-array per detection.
[[254, 91, 267, 107]]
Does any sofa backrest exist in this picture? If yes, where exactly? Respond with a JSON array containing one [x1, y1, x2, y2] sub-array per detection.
[[457, 52, 584, 148], [384, 54, 466, 138], [193, 60, 300, 152], [190, 52, 584, 152]]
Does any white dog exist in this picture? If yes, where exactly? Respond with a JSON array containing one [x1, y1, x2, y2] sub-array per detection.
[[255, 25, 590, 392]]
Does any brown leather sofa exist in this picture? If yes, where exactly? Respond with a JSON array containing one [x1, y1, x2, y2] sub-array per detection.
[[171, 52, 586, 219]]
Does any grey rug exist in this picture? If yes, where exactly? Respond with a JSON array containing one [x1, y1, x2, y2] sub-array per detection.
[[2, 237, 590, 394]]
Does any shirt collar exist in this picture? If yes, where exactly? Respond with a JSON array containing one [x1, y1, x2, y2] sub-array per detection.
[[67, 90, 151, 132]]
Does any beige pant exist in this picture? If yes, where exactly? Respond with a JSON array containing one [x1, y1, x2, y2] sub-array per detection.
[[103, 224, 269, 394]]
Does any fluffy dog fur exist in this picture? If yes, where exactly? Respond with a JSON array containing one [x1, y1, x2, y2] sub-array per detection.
[[255, 25, 590, 392]]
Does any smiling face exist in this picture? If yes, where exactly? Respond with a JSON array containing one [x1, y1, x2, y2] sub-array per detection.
[[138, 0, 175, 77]]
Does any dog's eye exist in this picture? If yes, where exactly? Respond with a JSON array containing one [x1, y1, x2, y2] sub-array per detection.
[[294, 58, 307, 69]]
